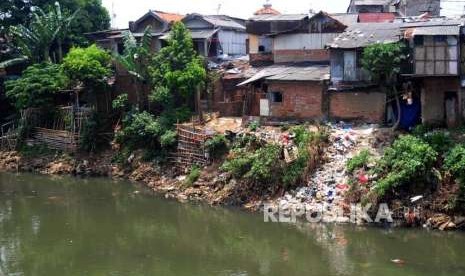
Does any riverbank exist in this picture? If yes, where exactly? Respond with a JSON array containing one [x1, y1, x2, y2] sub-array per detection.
[[1, 123, 465, 231]]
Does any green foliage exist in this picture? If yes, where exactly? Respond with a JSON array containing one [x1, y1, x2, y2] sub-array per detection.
[[115, 111, 162, 148], [373, 135, 437, 196], [79, 111, 103, 152], [149, 22, 206, 105], [444, 145, 465, 181], [184, 165, 201, 186], [248, 121, 260, 131], [245, 144, 281, 182], [205, 134, 229, 159], [346, 149, 372, 174], [112, 93, 129, 110], [160, 130, 177, 148], [221, 149, 253, 178], [361, 42, 406, 84], [444, 145, 465, 209], [5, 62, 68, 110], [61, 44, 112, 85], [418, 130, 452, 154], [8, 2, 79, 63], [2, 0, 109, 56], [115, 28, 153, 82]]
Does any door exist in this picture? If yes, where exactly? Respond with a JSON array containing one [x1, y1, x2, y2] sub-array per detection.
[[260, 99, 270, 116], [343, 51, 356, 81]]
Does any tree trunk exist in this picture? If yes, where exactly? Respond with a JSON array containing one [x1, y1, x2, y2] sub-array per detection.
[[392, 86, 401, 131], [196, 85, 203, 123], [134, 78, 141, 110], [57, 39, 63, 63], [44, 47, 50, 62]]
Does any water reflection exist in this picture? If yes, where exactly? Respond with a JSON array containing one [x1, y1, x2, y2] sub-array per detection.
[[0, 172, 465, 276]]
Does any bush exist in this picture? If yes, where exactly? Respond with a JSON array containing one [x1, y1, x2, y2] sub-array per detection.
[[373, 135, 437, 196], [112, 93, 129, 110], [184, 165, 201, 186], [80, 112, 103, 152], [5, 63, 68, 110], [220, 149, 253, 178], [245, 144, 281, 182], [62, 44, 112, 85], [444, 145, 465, 181], [346, 149, 372, 174], [205, 134, 229, 159], [248, 121, 260, 131], [444, 145, 465, 209], [420, 130, 452, 154]]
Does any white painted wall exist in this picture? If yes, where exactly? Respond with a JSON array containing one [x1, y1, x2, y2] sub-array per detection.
[[274, 33, 340, 50]]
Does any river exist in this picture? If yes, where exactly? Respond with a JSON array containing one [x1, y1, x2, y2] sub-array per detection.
[[0, 172, 465, 276]]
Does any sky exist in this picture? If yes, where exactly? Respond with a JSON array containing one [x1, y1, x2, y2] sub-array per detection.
[[102, 0, 465, 29]]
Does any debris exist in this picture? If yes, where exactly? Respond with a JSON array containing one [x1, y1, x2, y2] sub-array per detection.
[[410, 195, 423, 203], [391, 259, 405, 265]]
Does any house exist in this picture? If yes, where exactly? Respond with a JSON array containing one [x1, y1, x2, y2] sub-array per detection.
[[401, 19, 465, 126], [327, 23, 403, 123], [162, 13, 247, 58], [347, 0, 397, 13], [86, 10, 184, 54], [238, 64, 330, 120], [347, 0, 440, 16], [246, 11, 348, 65]]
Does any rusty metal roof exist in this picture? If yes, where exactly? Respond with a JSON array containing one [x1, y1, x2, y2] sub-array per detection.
[[249, 14, 309, 22], [328, 23, 402, 49], [238, 64, 329, 85], [409, 25, 461, 36]]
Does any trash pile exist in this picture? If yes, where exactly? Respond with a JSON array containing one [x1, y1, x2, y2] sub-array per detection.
[[272, 123, 378, 223]]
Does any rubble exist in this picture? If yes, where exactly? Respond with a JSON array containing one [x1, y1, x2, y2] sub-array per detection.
[[269, 123, 380, 223]]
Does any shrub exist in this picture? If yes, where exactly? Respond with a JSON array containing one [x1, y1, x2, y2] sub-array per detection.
[[112, 93, 129, 110], [248, 121, 260, 131], [373, 135, 437, 196], [205, 134, 229, 159], [346, 149, 372, 173], [444, 145, 465, 181], [443, 145, 465, 209], [160, 130, 177, 148], [80, 111, 103, 153], [61, 44, 112, 85], [220, 149, 253, 178], [5, 63, 68, 110], [420, 130, 452, 154], [245, 144, 281, 182], [184, 165, 201, 186]]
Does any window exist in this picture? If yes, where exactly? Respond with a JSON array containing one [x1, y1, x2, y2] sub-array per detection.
[[258, 45, 266, 52], [414, 35, 458, 75], [269, 92, 283, 103]]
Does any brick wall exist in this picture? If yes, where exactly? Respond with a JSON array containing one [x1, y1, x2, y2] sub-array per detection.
[[274, 49, 329, 64], [329, 91, 386, 123], [249, 53, 273, 66], [268, 81, 324, 119]]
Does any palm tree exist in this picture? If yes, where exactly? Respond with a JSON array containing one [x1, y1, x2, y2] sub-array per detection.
[[115, 27, 153, 109], [8, 2, 78, 63]]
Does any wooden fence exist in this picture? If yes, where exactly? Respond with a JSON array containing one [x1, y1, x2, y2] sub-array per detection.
[[21, 106, 93, 151]]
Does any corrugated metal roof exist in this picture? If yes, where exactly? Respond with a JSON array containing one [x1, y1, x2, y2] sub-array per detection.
[[108, 32, 164, 39], [183, 14, 245, 30], [249, 14, 309, 22], [328, 23, 402, 49], [409, 25, 461, 36], [353, 0, 392, 5], [238, 64, 329, 86], [358, 12, 395, 23], [160, 29, 219, 40], [330, 13, 359, 26]]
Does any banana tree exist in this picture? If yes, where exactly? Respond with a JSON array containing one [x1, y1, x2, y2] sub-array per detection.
[[8, 2, 79, 63], [115, 27, 153, 109]]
